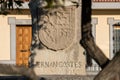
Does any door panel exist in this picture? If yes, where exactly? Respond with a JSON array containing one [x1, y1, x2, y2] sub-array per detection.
[[16, 26, 32, 67]]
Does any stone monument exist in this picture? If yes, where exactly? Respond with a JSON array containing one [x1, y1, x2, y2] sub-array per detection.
[[29, 0, 86, 76]]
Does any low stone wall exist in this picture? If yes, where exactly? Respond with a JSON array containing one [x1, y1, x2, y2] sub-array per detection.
[[0, 75, 95, 80], [39, 75, 95, 80]]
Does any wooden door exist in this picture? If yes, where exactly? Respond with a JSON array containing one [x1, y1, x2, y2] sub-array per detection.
[[16, 25, 32, 67]]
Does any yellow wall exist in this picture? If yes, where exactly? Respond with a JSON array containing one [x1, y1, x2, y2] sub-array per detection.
[[1, 14, 120, 60], [92, 15, 120, 58], [0, 15, 31, 60]]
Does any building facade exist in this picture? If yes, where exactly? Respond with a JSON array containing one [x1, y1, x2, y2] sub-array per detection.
[[0, 0, 120, 75], [92, 0, 120, 59]]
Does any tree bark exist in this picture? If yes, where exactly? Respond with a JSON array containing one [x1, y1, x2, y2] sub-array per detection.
[[81, 0, 110, 69], [80, 23, 110, 68], [81, 0, 120, 80], [94, 51, 120, 80]]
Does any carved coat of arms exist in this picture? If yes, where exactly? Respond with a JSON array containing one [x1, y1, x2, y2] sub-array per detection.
[[39, 7, 76, 50]]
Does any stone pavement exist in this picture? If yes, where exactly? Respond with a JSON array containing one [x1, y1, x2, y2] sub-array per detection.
[[0, 75, 95, 80], [39, 75, 95, 80]]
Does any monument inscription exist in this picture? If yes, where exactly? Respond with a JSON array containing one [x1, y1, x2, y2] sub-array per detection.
[[37, 61, 82, 68]]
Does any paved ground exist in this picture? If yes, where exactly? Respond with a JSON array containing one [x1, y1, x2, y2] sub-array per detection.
[[39, 75, 95, 80], [0, 75, 95, 80]]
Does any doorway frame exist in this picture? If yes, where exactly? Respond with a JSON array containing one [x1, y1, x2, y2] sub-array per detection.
[[0, 17, 31, 64]]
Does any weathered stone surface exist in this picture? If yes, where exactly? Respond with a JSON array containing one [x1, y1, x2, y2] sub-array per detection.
[[39, 75, 95, 80], [31, 0, 86, 76], [0, 75, 95, 80], [39, 7, 75, 50], [33, 44, 86, 75]]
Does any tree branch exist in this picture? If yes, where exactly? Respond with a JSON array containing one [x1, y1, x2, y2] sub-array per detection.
[[94, 51, 120, 80], [80, 23, 110, 68], [0, 64, 39, 80], [81, 0, 110, 68]]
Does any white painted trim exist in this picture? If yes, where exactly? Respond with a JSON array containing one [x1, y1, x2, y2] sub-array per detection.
[[0, 60, 16, 64], [10, 2, 120, 9], [91, 18, 98, 65], [108, 18, 114, 59], [92, 2, 120, 9], [8, 17, 16, 61], [92, 18, 98, 41]]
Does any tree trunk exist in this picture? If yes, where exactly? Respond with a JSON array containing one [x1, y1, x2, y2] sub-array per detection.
[[94, 52, 120, 80], [81, 0, 120, 80], [81, 0, 110, 69]]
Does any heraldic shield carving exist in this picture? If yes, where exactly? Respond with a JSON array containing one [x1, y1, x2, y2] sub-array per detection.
[[39, 7, 76, 50]]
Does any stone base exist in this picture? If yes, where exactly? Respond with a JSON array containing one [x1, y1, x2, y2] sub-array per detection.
[[33, 44, 86, 75], [0, 75, 95, 80], [39, 75, 95, 80]]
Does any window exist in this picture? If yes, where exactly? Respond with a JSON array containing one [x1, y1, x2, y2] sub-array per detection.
[[113, 26, 120, 54]]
